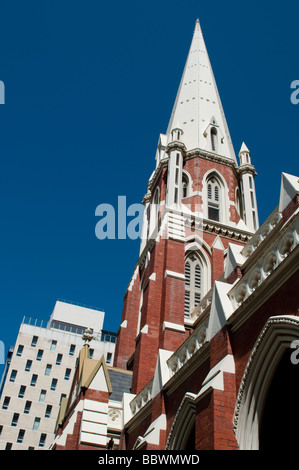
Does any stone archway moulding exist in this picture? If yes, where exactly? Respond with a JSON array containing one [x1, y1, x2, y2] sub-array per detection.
[[233, 314, 299, 450]]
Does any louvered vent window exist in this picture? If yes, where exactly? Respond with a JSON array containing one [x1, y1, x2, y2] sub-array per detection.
[[207, 177, 220, 222], [194, 293, 201, 307], [185, 262, 190, 286], [184, 291, 190, 316], [184, 255, 203, 318], [195, 265, 201, 289]]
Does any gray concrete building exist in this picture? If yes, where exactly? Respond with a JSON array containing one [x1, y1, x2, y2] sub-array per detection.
[[0, 300, 116, 450]]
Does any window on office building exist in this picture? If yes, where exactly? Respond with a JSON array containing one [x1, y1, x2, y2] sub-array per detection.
[[11, 413, 19, 427], [2, 397, 10, 409], [31, 336, 38, 347], [56, 353, 63, 365], [24, 401, 32, 414], [36, 349, 43, 361], [39, 434, 47, 447], [17, 430, 25, 443], [30, 374, 38, 387], [16, 345, 24, 356], [45, 405, 52, 418], [39, 390, 46, 402], [25, 360, 32, 372], [9, 370, 17, 382], [33, 417, 40, 431], [18, 385, 26, 398]]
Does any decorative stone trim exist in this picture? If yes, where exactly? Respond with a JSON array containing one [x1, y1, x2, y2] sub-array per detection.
[[185, 148, 237, 170], [236, 163, 257, 177], [165, 392, 196, 450], [129, 379, 153, 416], [142, 192, 152, 204], [202, 221, 251, 241], [166, 211, 186, 241], [164, 270, 185, 280], [229, 212, 299, 310], [233, 315, 299, 449], [166, 141, 187, 154], [107, 406, 122, 430], [167, 321, 208, 376], [189, 289, 213, 322], [163, 321, 185, 333], [241, 209, 282, 259], [147, 158, 169, 192]]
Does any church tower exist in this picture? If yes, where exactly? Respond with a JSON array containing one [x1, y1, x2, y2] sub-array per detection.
[[114, 20, 258, 394]]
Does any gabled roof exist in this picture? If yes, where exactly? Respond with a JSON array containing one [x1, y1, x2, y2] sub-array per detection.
[[279, 172, 299, 212], [80, 354, 113, 393]]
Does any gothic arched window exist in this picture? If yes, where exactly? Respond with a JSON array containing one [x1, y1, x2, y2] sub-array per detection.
[[182, 173, 189, 199], [154, 188, 160, 219], [184, 253, 203, 318], [207, 176, 220, 222], [149, 187, 160, 236], [236, 187, 243, 219]]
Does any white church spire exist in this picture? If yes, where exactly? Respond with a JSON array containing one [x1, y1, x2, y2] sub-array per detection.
[[166, 19, 237, 162]]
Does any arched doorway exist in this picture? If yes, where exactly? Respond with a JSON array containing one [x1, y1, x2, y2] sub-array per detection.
[[184, 423, 195, 450], [165, 392, 196, 450], [259, 349, 299, 449], [234, 315, 299, 449]]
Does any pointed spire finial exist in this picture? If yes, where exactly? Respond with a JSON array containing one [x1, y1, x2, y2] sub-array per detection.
[[239, 142, 250, 155], [166, 20, 237, 161]]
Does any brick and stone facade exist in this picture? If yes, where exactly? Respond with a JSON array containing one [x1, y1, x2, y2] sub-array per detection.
[[52, 20, 299, 451]]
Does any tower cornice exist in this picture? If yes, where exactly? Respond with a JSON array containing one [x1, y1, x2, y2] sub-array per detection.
[[165, 140, 187, 155], [142, 192, 152, 204], [147, 158, 169, 192], [236, 164, 257, 178], [185, 148, 238, 170], [148, 146, 240, 196]]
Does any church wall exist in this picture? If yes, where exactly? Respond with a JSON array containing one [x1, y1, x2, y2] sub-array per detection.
[[231, 269, 299, 395], [164, 355, 211, 441], [113, 273, 141, 370]]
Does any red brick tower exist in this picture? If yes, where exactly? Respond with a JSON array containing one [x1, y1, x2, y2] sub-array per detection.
[[114, 19, 257, 396], [52, 20, 299, 452]]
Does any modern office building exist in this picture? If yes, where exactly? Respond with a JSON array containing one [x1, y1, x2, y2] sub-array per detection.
[[0, 300, 116, 450]]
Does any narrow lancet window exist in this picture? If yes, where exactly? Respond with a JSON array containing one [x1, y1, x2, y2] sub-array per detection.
[[182, 174, 189, 199], [211, 127, 218, 152]]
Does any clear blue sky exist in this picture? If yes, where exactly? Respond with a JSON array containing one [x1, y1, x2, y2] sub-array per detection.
[[0, 0, 298, 374]]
